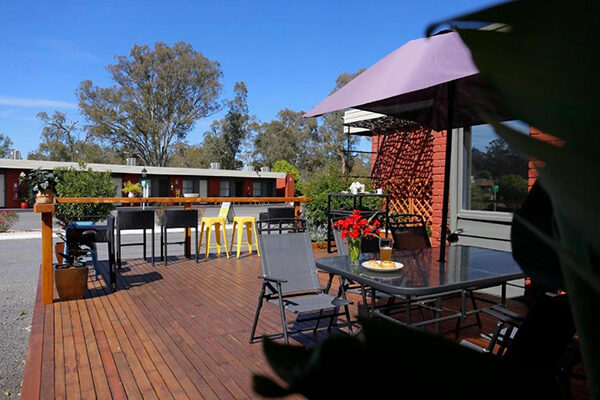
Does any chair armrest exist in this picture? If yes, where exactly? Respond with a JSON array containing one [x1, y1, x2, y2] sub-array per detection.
[[258, 275, 288, 284], [332, 297, 352, 307]]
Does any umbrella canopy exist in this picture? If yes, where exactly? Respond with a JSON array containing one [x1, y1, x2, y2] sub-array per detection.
[[305, 31, 509, 261], [305, 31, 506, 130]]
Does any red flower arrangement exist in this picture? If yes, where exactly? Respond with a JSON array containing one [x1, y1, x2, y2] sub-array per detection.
[[333, 210, 380, 261]]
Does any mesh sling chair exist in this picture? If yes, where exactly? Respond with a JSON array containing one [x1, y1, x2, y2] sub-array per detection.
[[160, 209, 199, 265], [116, 209, 155, 267], [250, 232, 353, 344]]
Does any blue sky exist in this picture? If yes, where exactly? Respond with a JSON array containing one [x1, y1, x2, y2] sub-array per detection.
[[0, 0, 503, 156]]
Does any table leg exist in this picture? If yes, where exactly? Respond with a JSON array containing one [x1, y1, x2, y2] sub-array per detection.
[[184, 203, 191, 257]]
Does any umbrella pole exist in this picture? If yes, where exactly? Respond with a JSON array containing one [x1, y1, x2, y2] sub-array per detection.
[[438, 81, 455, 262]]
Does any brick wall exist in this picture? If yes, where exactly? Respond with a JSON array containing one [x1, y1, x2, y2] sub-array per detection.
[[430, 130, 448, 246], [371, 126, 447, 246]]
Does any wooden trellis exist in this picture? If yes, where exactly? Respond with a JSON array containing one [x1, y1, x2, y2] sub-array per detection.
[[371, 126, 434, 226]]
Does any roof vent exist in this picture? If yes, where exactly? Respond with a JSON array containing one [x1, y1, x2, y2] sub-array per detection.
[[210, 162, 221, 170], [126, 158, 137, 166], [10, 150, 21, 160], [243, 165, 255, 172], [260, 166, 270, 172]]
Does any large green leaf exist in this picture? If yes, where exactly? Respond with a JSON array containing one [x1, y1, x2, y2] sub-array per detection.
[[254, 319, 559, 399], [428, 1, 600, 397]]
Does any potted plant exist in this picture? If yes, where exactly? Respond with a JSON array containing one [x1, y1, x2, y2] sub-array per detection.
[[123, 181, 142, 198], [54, 230, 94, 301], [18, 182, 32, 208], [333, 210, 381, 263], [19, 168, 59, 204]]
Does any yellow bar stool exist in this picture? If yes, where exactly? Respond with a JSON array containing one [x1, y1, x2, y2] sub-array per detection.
[[198, 217, 230, 260], [229, 216, 261, 258]]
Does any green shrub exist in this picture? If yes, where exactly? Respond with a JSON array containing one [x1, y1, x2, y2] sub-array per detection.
[[0, 210, 19, 232], [54, 165, 116, 228], [498, 174, 528, 202], [302, 171, 349, 240]]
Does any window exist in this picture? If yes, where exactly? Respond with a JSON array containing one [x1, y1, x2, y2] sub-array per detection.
[[253, 181, 262, 197], [220, 180, 230, 197], [462, 122, 529, 213], [182, 179, 199, 194]]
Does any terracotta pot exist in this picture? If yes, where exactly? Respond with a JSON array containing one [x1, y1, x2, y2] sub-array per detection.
[[54, 266, 88, 301], [54, 242, 65, 264], [35, 189, 54, 204]]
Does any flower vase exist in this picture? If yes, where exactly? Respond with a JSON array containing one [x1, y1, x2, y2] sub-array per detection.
[[348, 238, 361, 263]]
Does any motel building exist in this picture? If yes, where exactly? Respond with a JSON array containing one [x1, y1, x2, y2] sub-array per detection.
[[0, 158, 295, 209]]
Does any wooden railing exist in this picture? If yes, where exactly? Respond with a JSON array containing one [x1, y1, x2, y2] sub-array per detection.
[[34, 196, 311, 304]]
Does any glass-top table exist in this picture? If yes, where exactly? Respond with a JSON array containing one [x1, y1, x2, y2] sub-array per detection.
[[316, 245, 523, 296], [316, 245, 525, 328]]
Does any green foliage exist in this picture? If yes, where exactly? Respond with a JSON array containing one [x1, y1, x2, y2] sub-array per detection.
[[0, 133, 14, 158], [427, 1, 600, 397], [195, 82, 251, 170], [272, 160, 299, 182], [18, 182, 33, 204], [54, 165, 115, 228], [0, 210, 19, 232], [301, 168, 348, 239], [122, 181, 141, 194], [472, 138, 528, 180], [252, 108, 321, 175], [498, 174, 527, 202], [78, 41, 223, 167], [20, 168, 59, 193], [168, 142, 211, 168], [254, 319, 554, 399]]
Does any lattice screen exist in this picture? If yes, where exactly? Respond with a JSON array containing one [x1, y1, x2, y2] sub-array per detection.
[[372, 126, 434, 224]]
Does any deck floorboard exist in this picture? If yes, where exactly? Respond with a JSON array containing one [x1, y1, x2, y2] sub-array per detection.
[[22, 251, 589, 399]]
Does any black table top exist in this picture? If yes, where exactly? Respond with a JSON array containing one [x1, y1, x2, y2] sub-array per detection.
[[315, 245, 524, 296]]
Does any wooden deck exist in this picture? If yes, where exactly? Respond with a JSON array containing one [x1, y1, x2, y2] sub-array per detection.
[[21, 252, 589, 399]]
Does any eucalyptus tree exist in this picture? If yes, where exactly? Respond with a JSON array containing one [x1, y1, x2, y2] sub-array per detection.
[[78, 41, 223, 166]]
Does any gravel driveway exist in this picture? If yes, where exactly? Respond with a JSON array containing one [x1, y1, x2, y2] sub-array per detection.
[[0, 238, 40, 398]]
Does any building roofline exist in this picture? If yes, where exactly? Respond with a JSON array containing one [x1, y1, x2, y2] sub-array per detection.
[[0, 159, 286, 179]]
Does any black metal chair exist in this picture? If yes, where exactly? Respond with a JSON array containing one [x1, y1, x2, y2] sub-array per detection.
[[65, 215, 117, 291], [94, 214, 117, 290], [160, 209, 199, 265], [116, 209, 155, 267], [388, 213, 431, 249], [257, 218, 307, 234], [250, 232, 353, 344], [460, 292, 580, 397]]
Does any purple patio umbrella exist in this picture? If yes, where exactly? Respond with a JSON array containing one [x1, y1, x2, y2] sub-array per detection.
[[305, 31, 508, 261]]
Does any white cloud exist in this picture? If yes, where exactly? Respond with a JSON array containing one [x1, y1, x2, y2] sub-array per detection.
[[0, 96, 76, 109]]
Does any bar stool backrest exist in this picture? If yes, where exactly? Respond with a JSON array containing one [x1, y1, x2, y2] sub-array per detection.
[[388, 213, 431, 250], [162, 209, 198, 229], [117, 209, 155, 230]]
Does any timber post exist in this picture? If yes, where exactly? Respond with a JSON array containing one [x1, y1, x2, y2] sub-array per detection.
[[34, 203, 56, 305]]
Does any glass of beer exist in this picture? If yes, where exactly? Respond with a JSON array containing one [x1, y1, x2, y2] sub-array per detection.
[[379, 238, 392, 262]]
